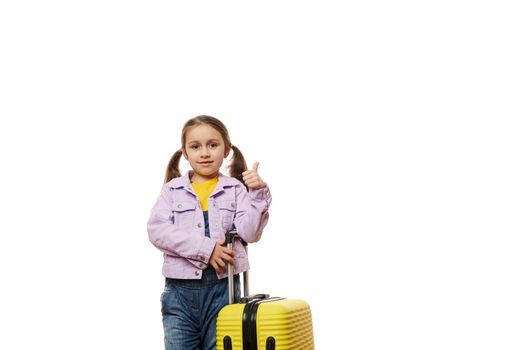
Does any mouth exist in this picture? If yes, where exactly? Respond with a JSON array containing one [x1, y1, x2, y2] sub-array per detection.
[[199, 161, 213, 165]]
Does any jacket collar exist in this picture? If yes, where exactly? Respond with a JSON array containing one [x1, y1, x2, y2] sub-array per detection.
[[167, 171, 239, 197]]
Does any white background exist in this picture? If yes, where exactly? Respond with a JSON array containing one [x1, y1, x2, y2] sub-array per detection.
[[1, 1, 525, 349]]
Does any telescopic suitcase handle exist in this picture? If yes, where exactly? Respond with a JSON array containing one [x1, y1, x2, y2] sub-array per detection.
[[225, 227, 269, 304], [225, 227, 242, 304]]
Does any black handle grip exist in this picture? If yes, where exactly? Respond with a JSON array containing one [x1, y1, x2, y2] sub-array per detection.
[[225, 225, 239, 244], [240, 294, 270, 303], [225, 230, 237, 245]]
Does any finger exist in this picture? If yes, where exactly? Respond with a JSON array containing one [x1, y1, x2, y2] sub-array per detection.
[[243, 173, 260, 183], [214, 265, 225, 274], [216, 258, 225, 268], [243, 179, 257, 185], [222, 255, 234, 265], [243, 171, 259, 178], [223, 248, 234, 256], [245, 175, 261, 183], [252, 162, 259, 172], [245, 178, 262, 187], [222, 250, 234, 260]]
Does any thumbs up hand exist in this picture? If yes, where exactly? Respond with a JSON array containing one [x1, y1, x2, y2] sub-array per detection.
[[242, 162, 267, 190]]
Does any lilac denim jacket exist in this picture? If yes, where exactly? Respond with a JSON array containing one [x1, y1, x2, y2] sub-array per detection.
[[147, 171, 272, 280]]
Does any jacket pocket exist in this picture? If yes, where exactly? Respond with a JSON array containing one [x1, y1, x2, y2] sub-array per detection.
[[172, 201, 196, 228], [217, 199, 236, 230]]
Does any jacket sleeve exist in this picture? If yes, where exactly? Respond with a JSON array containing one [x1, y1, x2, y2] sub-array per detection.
[[233, 183, 272, 243], [147, 184, 216, 265]]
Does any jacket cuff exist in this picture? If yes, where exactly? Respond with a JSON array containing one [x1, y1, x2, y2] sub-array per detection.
[[194, 237, 215, 266], [248, 186, 272, 206]]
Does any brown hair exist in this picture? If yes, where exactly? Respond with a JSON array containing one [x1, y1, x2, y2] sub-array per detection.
[[164, 115, 248, 187]]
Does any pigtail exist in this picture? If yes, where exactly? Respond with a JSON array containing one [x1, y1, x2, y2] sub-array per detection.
[[228, 145, 248, 190], [164, 150, 183, 183]]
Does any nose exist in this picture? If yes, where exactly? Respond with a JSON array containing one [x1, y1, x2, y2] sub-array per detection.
[[200, 148, 210, 158]]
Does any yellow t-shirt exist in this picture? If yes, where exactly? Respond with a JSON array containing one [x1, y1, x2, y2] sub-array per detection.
[[191, 176, 219, 211]]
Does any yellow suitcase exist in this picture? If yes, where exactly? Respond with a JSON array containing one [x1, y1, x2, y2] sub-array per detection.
[[216, 231, 315, 350]]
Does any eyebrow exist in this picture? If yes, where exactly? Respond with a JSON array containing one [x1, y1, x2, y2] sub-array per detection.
[[187, 139, 221, 144]]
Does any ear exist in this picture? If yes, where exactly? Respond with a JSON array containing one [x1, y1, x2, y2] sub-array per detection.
[[224, 147, 231, 159], [181, 148, 188, 160]]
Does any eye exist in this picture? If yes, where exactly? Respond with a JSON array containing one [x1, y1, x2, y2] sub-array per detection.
[[190, 145, 199, 150], [209, 143, 218, 149]]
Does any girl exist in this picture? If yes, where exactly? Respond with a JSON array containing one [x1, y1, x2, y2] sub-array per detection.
[[147, 115, 272, 350]]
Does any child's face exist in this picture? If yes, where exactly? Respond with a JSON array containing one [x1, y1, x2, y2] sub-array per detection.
[[182, 124, 230, 183]]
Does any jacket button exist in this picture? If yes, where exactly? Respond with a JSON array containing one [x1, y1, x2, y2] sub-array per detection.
[[199, 255, 205, 262], [230, 202, 235, 208], [195, 270, 200, 276], [177, 204, 182, 208], [197, 222, 203, 228]]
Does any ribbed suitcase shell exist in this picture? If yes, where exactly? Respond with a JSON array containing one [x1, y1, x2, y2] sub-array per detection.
[[217, 298, 315, 350]]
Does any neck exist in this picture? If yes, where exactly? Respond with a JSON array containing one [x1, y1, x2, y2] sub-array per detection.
[[190, 171, 219, 183]]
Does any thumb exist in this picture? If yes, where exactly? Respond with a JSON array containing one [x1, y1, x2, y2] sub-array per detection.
[[217, 238, 225, 245], [252, 161, 260, 172]]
